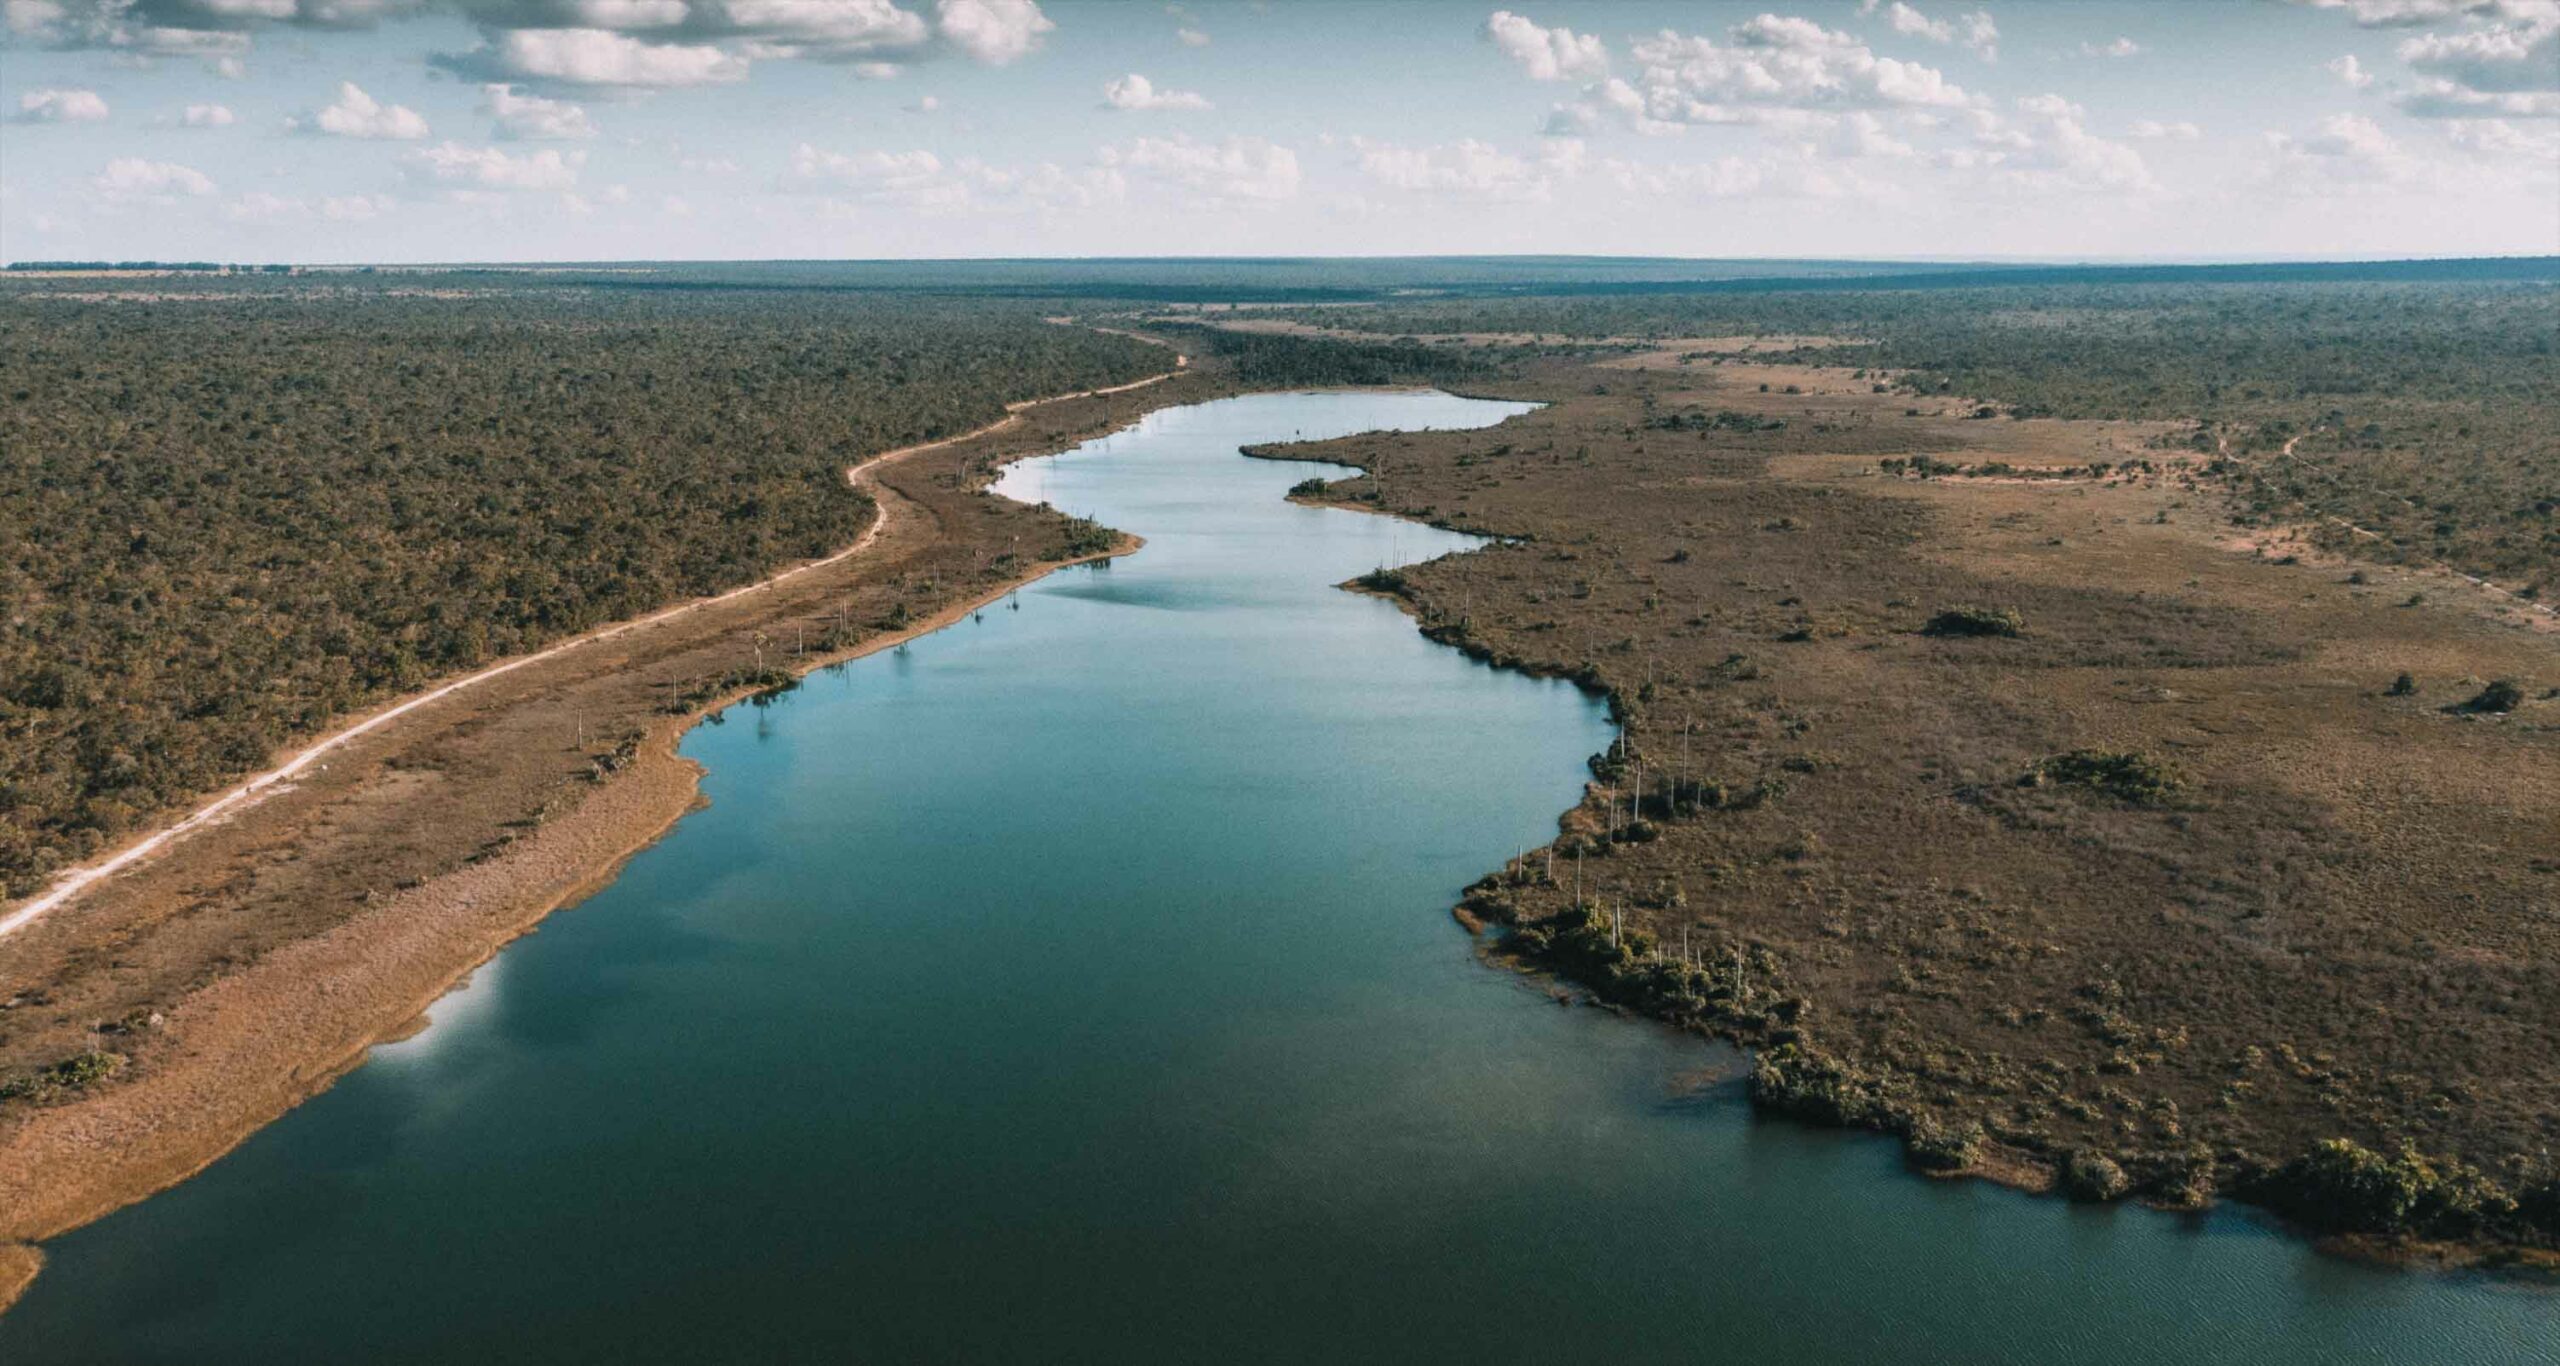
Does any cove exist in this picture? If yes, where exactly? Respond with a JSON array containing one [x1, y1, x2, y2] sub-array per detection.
[[5, 391, 2549, 1364]]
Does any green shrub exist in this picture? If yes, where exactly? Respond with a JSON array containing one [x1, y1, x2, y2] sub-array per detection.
[[1288, 477, 1329, 498], [0, 1050, 126, 1104], [2254, 1138, 2515, 1237], [1922, 605, 2025, 638], [2062, 1150, 2130, 1202], [1908, 1115, 1984, 1172], [2024, 750, 2185, 806], [2456, 679, 2524, 714]]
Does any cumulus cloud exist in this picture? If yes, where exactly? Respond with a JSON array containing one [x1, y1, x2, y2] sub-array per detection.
[[1346, 134, 1585, 201], [8, 0, 415, 57], [1885, 3, 1951, 43], [784, 142, 1120, 213], [934, 0, 1050, 63], [12, 87, 110, 122], [2327, 53, 2376, 85], [426, 0, 1050, 87], [181, 101, 237, 125], [1100, 133, 1300, 202], [293, 81, 430, 139], [2284, 0, 2539, 28], [225, 190, 396, 222], [2387, 7, 2560, 117], [93, 156, 215, 196], [482, 82, 594, 137], [1549, 14, 1971, 133], [409, 140, 585, 189], [2396, 15, 2558, 92], [1101, 72, 1209, 111], [436, 27, 748, 87], [1176, 24, 1205, 47], [2266, 110, 2417, 187], [2130, 118, 2202, 139], [1484, 10, 1608, 82], [1952, 94, 2155, 191], [2078, 36, 2142, 57]]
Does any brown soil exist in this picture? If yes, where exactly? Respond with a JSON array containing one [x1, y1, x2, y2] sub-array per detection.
[[1262, 350, 2560, 1253], [0, 342, 1224, 1286]]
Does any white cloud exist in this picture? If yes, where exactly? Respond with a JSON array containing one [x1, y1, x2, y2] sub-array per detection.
[[223, 190, 395, 223], [440, 28, 750, 88], [181, 102, 237, 126], [410, 141, 586, 190], [12, 88, 110, 123], [2130, 119, 2202, 140], [5, 0, 410, 56], [2442, 114, 2560, 158], [2397, 17, 2558, 94], [2392, 76, 2560, 115], [1102, 72, 1210, 111], [483, 82, 595, 138], [1100, 133, 1300, 202], [1348, 135, 1583, 201], [297, 81, 430, 140], [1959, 9, 1997, 60], [934, 0, 1051, 65], [2284, 0, 2537, 28], [93, 157, 215, 197], [1559, 14, 1972, 132], [1886, 3, 1952, 43], [2078, 36, 2142, 58], [1484, 10, 1608, 82], [2267, 110, 2417, 187], [2327, 53, 2376, 86], [1956, 94, 2155, 191], [785, 142, 1121, 214], [905, 93, 940, 112], [1176, 25, 1206, 47]]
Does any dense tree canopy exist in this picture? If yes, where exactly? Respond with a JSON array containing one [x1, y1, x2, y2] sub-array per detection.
[[0, 285, 1161, 895]]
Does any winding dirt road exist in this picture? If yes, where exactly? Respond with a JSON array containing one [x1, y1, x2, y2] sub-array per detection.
[[0, 348, 1187, 943]]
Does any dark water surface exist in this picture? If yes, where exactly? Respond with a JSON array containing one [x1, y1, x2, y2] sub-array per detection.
[[10, 392, 2552, 1364]]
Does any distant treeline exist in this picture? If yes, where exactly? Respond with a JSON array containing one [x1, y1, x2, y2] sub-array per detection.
[[5, 262, 293, 273], [1154, 321, 1495, 388], [0, 288, 1162, 896]]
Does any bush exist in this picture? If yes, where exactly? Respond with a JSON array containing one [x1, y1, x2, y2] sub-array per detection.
[[2456, 679, 2524, 714], [1288, 477, 1329, 498], [1908, 1114, 1984, 1172], [2062, 1150, 2130, 1202], [0, 1050, 126, 1104], [1923, 605, 2025, 638], [2024, 750, 2184, 806], [2254, 1138, 2514, 1237], [2387, 672, 2417, 697]]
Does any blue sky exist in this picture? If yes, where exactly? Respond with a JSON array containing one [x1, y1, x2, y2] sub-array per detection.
[[2, 0, 2554, 262]]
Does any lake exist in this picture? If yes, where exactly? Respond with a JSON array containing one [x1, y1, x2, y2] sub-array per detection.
[[7, 391, 2550, 1364]]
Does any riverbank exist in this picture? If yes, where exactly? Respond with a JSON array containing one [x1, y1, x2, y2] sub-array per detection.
[[0, 344, 1211, 1307], [1246, 339, 2560, 1269]]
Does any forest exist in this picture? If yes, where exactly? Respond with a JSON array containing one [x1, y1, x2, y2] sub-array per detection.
[[1247, 275, 2560, 592], [0, 283, 1162, 897]]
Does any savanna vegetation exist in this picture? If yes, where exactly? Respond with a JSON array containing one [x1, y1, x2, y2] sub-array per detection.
[[1266, 328, 2557, 1260], [0, 283, 1163, 896], [1247, 273, 2560, 592]]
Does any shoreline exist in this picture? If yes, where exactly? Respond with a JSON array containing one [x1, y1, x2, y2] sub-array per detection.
[[0, 348, 1197, 1311], [1255, 360, 2560, 1279]]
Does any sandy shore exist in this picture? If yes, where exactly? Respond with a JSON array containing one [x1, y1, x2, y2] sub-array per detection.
[[0, 346, 1201, 1309]]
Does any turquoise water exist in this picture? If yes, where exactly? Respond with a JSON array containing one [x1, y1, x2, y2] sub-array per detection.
[[8, 392, 2552, 1364]]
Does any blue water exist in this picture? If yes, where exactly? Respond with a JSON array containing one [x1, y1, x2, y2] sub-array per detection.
[[7, 392, 2551, 1364]]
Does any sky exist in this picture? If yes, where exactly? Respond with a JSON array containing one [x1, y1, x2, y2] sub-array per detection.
[[1, 0, 2554, 263]]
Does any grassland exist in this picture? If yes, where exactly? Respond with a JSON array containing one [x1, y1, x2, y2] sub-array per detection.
[[1252, 329, 2557, 1262]]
